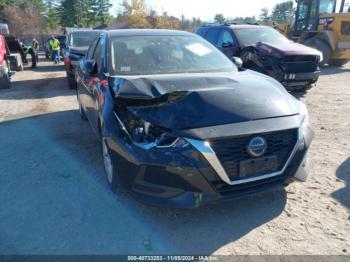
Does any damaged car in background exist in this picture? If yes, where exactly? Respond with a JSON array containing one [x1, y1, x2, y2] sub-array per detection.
[[76, 29, 314, 208], [64, 29, 104, 89], [196, 24, 323, 91]]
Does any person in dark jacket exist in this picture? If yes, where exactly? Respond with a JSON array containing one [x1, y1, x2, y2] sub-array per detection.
[[32, 37, 39, 64]]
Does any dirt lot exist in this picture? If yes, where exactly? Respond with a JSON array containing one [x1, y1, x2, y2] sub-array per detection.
[[0, 59, 349, 255]]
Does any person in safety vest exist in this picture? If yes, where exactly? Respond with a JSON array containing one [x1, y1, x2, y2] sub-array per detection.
[[49, 35, 60, 64]]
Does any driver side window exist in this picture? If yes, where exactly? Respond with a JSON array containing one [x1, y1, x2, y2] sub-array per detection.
[[87, 39, 98, 60], [217, 30, 235, 48], [92, 37, 105, 72]]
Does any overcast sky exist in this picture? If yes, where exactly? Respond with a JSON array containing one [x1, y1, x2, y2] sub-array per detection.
[[112, 0, 293, 21]]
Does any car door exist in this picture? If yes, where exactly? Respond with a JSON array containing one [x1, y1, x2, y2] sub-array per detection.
[[216, 29, 239, 58], [77, 38, 98, 118], [80, 36, 106, 135], [85, 36, 106, 136]]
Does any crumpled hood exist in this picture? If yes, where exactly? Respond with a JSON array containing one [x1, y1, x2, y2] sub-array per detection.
[[110, 71, 301, 130], [256, 42, 322, 58]]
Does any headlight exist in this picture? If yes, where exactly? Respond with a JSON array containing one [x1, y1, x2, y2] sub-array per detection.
[[114, 111, 189, 149], [318, 51, 324, 63]]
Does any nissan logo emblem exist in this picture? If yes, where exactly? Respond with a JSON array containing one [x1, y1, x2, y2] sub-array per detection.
[[247, 137, 267, 157]]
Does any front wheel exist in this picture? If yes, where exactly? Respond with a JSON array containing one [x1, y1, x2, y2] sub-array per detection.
[[101, 138, 120, 192], [303, 38, 331, 67]]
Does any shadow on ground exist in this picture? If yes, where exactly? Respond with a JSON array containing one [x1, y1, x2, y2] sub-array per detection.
[[320, 66, 350, 76], [291, 90, 307, 100], [26, 64, 65, 73], [0, 110, 287, 255], [332, 158, 350, 210], [0, 77, 73, 100]]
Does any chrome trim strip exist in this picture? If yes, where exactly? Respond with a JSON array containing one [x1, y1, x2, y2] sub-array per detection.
[[186, 129, 301, 186], [156, 138, 180, 148], [186, 139, 232, 185]]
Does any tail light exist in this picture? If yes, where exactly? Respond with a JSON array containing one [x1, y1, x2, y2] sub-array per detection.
[[64, 56, 71, 65], [0, 38, 4, 64]]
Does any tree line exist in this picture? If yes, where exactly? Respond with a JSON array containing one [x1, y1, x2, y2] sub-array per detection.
[[0, 0, 112, 35], [0, 0, 294, 36], [213, 1, 294, 25]]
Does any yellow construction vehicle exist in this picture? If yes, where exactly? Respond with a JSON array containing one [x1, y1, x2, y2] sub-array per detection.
[[276, 0, 350, 66]]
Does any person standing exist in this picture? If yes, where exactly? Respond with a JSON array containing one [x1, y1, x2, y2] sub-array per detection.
[[32, 37, 39, 64], [49, 35, 60, 64]]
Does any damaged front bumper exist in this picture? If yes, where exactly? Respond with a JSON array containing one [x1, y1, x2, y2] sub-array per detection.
[[257, 55, 321, 90], [103, 113, 314, 208], [280, 71, 320, 90]]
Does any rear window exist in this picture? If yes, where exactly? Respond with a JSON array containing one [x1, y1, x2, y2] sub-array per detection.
[[68, 32, 101, 48]]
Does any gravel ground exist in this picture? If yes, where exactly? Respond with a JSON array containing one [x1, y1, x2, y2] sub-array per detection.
[[0, 59, 349, 255]]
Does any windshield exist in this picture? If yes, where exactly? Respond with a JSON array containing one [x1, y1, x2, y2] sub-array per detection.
[[319, 0, 336, 13], [109, 35, 237, 75], [69, 32, 101, 48], [234, 27, 290, 47]]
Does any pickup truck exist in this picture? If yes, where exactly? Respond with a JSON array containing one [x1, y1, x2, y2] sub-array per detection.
[[0, 34, 11, 89]]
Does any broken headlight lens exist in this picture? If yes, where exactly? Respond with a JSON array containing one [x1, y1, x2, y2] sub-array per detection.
[[115, 111, 188, 149]]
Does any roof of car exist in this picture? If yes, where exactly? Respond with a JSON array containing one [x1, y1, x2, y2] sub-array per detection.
[[200, 23, 271, 30], [69, 29, 105, 35], [107, 29, 194, 37]]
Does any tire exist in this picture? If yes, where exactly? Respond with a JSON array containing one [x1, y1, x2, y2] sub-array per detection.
[[328, 59, 350, 67], [0, 62, 11, 89], [18, 63, 24, 71], [101, 137, 120, 192], [67, 77, 77, 89], [303, 38, 331, 67]]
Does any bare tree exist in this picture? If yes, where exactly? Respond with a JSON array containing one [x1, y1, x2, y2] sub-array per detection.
[[3, 4, 42, 36]]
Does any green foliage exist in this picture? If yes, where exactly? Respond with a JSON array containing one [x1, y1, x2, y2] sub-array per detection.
[[91, 0, 112, 26], [58, 0, 111, 28], [42, 0, 61, 32], [259, 8, 271, 24], [271, 1, 294, 24], [214, 13, 226, 24]]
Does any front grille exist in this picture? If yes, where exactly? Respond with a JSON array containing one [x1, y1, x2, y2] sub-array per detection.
[[210, 129, 298, 183], [341, 22, 350, 35], [279, 56, 318, 73]]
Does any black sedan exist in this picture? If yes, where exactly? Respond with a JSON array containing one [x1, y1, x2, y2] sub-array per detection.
[[76, 29, 314, 208], [64, 30, 104, 89]]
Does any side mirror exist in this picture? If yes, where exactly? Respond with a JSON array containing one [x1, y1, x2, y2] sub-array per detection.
[[232, 56, 243, 69], [83, 60, 97, 75], [222, 42, 234, 48]]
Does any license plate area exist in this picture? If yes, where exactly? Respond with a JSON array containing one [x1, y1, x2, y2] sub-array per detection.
[[239, 155, 278, 178]]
